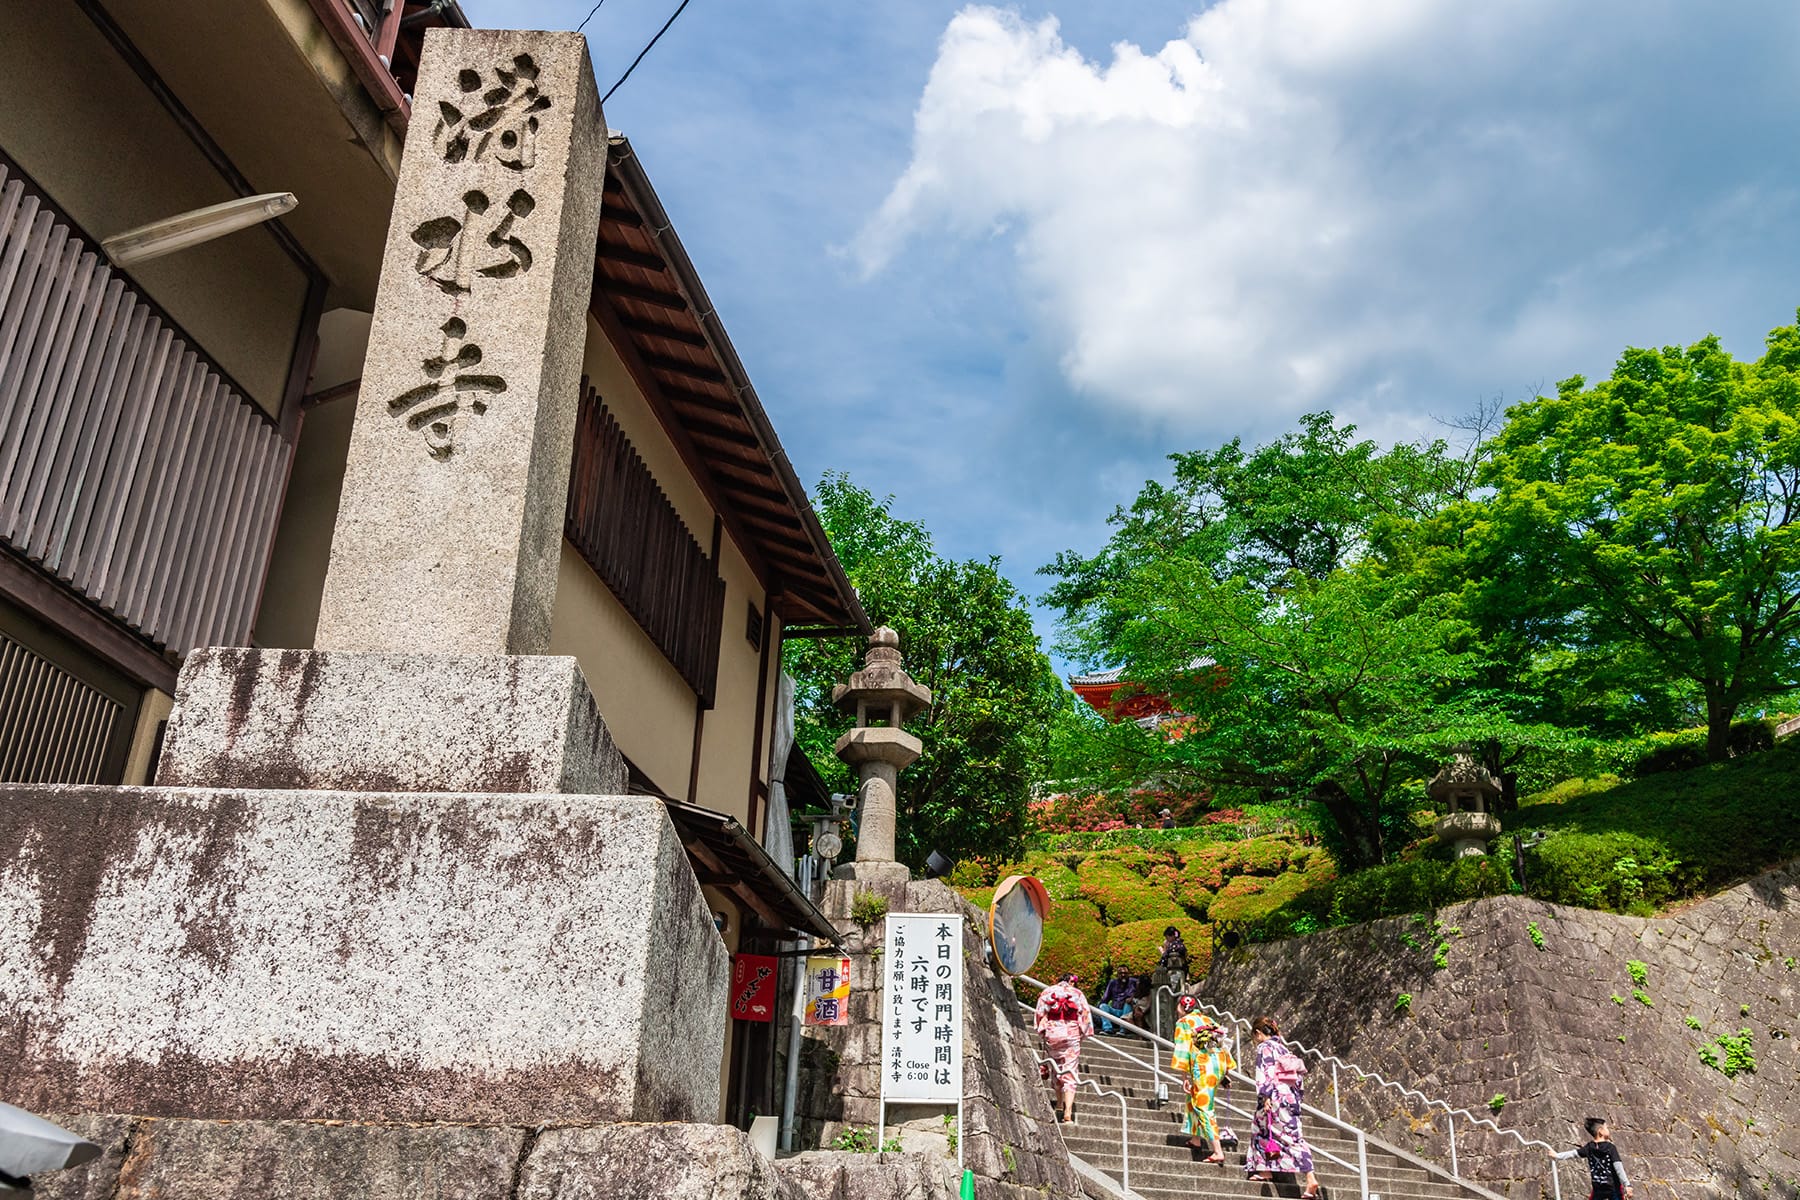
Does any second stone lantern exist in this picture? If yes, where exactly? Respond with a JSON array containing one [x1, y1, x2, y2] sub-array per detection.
[[832, 626, 931, 885]]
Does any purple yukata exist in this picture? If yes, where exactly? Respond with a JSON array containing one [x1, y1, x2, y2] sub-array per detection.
[[1243, 1035, 1316, 1176]]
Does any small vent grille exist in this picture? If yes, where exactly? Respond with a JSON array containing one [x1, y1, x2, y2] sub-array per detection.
[[0, 631, 122, 784]]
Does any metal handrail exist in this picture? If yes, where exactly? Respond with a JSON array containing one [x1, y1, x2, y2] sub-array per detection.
[[1182, 994, 1567, 1200], [1022, 975, 1372, 1196], [1029, 1050, 1132, 1195]]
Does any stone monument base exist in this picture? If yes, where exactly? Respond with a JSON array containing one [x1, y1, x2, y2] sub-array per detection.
[[831, 860, 913, 889], [0, 783, 724, 1125], [156, 648, 625, 795]]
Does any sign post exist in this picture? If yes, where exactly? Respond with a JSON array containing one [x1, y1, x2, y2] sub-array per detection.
[[878, 913, 963, 1164]]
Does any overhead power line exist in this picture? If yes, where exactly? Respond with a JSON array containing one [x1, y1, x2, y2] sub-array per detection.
[[601, 0, 694, 105], [575, 0, 606, 34]]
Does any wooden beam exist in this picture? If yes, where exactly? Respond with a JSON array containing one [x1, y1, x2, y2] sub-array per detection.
[[661, 384, 742, 416], [597, 242, 671, 273], [0, 548, 177, 692], [684, 417, 761, 449], [587, 295, 775, 590], [600, 202, 645, 228], [642, 353, 728, 385], [593, 277, 688, 312], [619, 315, 708, 348]]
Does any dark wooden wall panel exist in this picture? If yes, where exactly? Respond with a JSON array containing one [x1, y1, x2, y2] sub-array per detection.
[[565, 381, 724, 706]]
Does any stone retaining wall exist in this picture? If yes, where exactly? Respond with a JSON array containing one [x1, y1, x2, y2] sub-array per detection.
[[792, 876, 1086, 1200], [1199, 862, 1800, 1199]]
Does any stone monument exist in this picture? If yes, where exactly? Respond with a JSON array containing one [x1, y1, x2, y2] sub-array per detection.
[[0, 28, 727, 1132], [1429, 749, 1504, 858], [831, 626, 930, 886]]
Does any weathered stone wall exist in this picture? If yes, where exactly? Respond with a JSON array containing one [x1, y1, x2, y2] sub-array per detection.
[[32, 1115, 827, 1200], [1199, 862, 1800, 1200], [0, 784, 728, 1125], [793, 876, 1085, 1200]]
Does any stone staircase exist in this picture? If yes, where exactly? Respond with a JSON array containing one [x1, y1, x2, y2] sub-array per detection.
[[1056, 1032, 1506, 1200]]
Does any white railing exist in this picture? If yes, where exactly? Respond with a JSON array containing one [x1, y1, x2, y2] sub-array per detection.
[[1147, 984, 1573, 1200], [1028, 1049, 1132, 1196]]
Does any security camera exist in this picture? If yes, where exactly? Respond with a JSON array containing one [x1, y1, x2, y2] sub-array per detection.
[[0, 1103, 101, 1192]]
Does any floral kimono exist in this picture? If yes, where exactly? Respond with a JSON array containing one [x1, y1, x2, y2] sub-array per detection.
[[1034, 981, 1094, 1090], [1243, 1035, 1316, 1176], [1170, 1012, 1237, 1143]]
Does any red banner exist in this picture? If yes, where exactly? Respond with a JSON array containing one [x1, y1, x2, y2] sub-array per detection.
[[731, 953, 778, 1022]]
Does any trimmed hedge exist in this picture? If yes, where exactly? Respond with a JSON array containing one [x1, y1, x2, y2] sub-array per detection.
[[1629, 718, 1781, 777], [1327, 854, 1515, 926], [1107, 917, 1212, 978], [1077, 857, 1183, 925], [1032, 826, 1244, 854], [1038, 898, 1109, 985]]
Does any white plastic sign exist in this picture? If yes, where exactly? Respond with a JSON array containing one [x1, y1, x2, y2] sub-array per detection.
[[879, 913, 963, 1103]]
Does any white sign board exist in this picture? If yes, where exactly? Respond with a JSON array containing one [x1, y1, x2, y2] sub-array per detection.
[[879, 913, 963, 1103]]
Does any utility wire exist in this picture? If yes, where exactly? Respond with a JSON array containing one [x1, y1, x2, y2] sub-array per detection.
[[600, 0, 694, 105], [575, 0, 606, 34]]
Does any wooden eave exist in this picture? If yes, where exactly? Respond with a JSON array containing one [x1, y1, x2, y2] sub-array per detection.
[[590, 137, 868, 639]]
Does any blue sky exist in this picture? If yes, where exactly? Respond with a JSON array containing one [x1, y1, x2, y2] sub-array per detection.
[[470, 0, 1800, 670]]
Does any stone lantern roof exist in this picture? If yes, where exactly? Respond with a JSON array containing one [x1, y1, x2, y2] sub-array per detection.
[[1427, 751, 1501, 805], [830, 627, 931, 726]]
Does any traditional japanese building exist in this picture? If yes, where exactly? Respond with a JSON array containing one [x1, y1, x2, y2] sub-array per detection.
[[0, 0, 858, 1124]]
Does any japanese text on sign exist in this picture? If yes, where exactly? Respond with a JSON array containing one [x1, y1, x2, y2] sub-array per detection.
[[803, 954, 852, 1026], [878, 913, 963, 1103]]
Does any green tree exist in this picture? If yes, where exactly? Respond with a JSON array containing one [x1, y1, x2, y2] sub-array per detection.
[[1044, 414, 1564, 867], [784, 472, 1064, 866], [1482, 314, 1800, 760]]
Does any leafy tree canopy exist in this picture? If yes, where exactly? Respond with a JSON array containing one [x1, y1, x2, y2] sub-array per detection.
[[1044, 414, 1570, 868], [784, 472, 1064, 867], [1478, 313, 1800, 759]]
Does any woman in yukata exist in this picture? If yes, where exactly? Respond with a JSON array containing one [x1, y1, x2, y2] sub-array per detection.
[[1033, 972, 1094, 1123], [1243, 1014, 1322, 1198], [1170, 995, 1236, 1162]]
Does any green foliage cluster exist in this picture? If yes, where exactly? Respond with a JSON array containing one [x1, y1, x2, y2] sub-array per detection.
[[1031, 825, 1241, 854], [850, 890, 889, 927], [1037, 312, 1800, 896], [1076, 857, 1182, 925], [1327, 854, 1514, 926], [1033, 899, 1109, 987], [1699, 1029, 1756, 1078], [1511, 741, 1800, 911]]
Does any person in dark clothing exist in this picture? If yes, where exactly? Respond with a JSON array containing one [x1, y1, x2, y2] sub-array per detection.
[[1158, 807, 1176, 829], [1159, 926, 1190, 995], [1095, 975, 1138, 1034], [1552, 1117, 1632, 1200]]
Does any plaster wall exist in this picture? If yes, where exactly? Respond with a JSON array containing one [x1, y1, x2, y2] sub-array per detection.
[[0, 2, 308, 413], [251, 308, 363, 650]]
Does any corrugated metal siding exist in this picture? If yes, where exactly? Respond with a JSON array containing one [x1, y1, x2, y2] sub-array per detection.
[[0, 631, 121, 784], [0, 159, 291, 654]]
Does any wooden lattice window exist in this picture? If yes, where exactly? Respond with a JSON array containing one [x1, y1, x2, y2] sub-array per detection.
[[565, 383, 724, 705]]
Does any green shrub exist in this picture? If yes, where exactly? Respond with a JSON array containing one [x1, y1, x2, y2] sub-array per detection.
[[1232, 836, 1297, 874], [955, 886, 996, 913], [946, 859, 991, 888], [1631, 718, 1780, 777], [850, 890, 889, 926], [1520, 775, 1624, 808], [1077, 858, 1183, 924], [1037, 899, 1109, 986], [1528, 831, 1692, 913], [1329, 854, 1514, 925], [1036, 826, 1241, 855], [1181, 844, 1237, 891], [1107, 917, 1211, 977]]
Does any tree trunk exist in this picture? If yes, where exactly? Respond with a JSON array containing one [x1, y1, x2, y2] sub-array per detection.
[[1313, 781, 1381, 869], [1704, 685, 1738, 762]]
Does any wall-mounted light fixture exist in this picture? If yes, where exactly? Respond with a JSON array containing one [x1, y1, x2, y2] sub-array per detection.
[[102, 192, 297, 268]]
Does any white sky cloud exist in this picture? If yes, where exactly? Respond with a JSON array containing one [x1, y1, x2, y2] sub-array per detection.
[[857, 2, 1800, 435]]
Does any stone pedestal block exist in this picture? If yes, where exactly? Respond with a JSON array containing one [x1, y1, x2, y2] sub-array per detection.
[[156, 647, 625, 794], [314, 29, 606, 656], [0, 784, 725, 1124]]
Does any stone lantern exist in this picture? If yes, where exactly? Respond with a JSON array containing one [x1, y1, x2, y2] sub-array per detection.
[[831, 626, 931, 885], [1429, 749, 1503, 858]]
